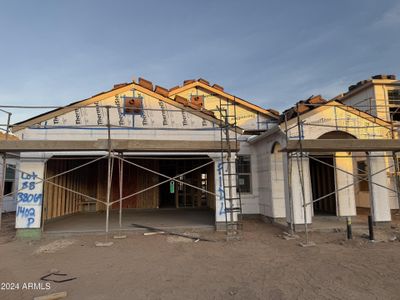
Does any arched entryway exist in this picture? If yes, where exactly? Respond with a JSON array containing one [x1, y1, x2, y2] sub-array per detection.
[[309, 131, 356, 215]]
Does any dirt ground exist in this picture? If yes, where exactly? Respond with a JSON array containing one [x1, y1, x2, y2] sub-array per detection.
[[1, 214, 400, 300]]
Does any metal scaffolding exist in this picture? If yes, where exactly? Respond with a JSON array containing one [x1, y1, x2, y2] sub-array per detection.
[[283, 100, 400, 245], [0, 104, 241, 238]]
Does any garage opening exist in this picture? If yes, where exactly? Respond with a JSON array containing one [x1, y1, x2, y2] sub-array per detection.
[[309, 155, 337, 215], [42, 155, 216, 233]]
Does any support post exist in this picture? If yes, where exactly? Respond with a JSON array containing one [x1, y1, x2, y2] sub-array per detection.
[[105, 106, 112, 234], [15, 156, 46, 238], [367, 152, 391, 222], [335, 152, 356, 217]]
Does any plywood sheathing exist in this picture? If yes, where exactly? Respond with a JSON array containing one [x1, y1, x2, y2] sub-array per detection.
[[43, 163, 53, 220], [44, 159, 92, 221], [110, 159, 159, 209]]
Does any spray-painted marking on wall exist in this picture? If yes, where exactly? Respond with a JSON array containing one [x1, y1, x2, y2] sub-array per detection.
[[182, 111, 188, 126], [159, 101, 168, 125], [74, 109, 81, 125], [16, 169, 43, 229], [217, 162, 225, 216]]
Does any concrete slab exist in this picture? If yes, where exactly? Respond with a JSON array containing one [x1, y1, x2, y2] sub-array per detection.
[[44, 209, 215, 235]]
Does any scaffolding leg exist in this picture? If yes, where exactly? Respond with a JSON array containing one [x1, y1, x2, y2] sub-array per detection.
[[392, 152, 400, 214], [296, 153, 309, 244], [119, 153, 123, 229], [105, 155, 111, 234], [105, 106, 112, 235], [0, 153, 6, 229], [295, 104, 310, 244], [346, 217, 352, 240]]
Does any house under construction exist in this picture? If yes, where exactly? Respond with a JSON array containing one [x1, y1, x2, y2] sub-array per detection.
[[1, 74, 400, 239]]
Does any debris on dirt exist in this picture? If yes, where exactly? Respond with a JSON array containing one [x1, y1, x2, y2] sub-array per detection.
[[132, 223, 215, 242], [95, 241, 113, 247], [360, 229, 399, 242], [228, 288, 239, 296], [113, 235, 127, 239], [33, 291, 67, 300], [279, 232, 300, 240], [166, 236, 194, 243], [1, 219, 400, 299], [361, 233, 369, 239], [299, 241, 316, 247], [143, 231, 165, 236], [40, 271, 77, 283], [167, 232, 201, 243], [35, 240, 75, 254]]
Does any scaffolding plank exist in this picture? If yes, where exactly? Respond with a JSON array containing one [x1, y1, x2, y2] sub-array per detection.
[[283, 139, 400, 152], [0, 139, 238, 152]]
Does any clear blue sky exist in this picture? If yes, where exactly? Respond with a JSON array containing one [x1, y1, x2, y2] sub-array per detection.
[[0, 0, 399, 124]]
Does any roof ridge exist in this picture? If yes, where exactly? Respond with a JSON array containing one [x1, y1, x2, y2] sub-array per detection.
[[167, 78, 279, 119]]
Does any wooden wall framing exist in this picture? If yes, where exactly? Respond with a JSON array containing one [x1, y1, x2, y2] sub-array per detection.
[[43, 156, 216, 222]]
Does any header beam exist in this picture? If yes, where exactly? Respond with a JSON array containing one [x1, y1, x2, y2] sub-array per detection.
[[282, 139, 400, 153], [0, 139, 238, 153]]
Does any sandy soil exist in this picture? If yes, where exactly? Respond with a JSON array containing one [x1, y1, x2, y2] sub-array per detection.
[[1, 214, 400, 300]]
